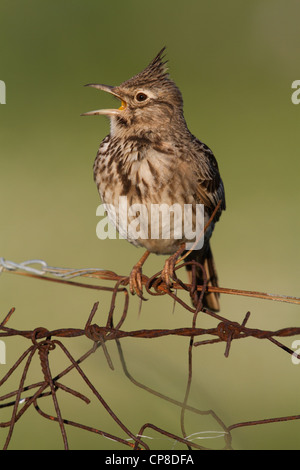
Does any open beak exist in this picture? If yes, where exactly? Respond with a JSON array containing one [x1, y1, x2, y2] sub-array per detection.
[[81, 84, 127, 116]]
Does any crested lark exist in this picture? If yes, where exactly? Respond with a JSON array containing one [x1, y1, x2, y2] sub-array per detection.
[[82, 48, 225, 310]]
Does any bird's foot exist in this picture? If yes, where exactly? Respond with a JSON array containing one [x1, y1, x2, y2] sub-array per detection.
[[128, 250, 150, 300], [160, 254, 178, 288], [129, 264, 145, 299], [160, 244, 186, 289]]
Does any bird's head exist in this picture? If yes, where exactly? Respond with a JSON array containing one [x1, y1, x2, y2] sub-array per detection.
[[82, 48, 186, 139]]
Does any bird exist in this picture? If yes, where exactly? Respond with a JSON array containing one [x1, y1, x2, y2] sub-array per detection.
[[82, 47, 225, 311]]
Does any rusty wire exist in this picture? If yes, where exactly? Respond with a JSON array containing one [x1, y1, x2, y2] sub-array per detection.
[[0, 258, 300, 450]]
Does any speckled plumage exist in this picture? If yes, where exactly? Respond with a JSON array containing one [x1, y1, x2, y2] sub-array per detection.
[[84, 48, 225, 310]]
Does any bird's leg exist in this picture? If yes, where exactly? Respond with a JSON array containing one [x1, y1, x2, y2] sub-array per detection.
[[129, 250, 150, 298], [160, 243, 186, 287]]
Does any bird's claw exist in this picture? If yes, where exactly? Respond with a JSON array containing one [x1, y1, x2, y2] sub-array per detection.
[[160, 255, 177, 288], [129, 265, 146, 300]]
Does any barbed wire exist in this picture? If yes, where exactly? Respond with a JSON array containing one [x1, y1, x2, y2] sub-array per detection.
[[0, 256, 300, 450], [1, 257, 300, 304]]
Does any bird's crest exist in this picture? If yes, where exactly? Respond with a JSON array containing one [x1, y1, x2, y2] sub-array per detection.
[[121, 47, 169, 89]]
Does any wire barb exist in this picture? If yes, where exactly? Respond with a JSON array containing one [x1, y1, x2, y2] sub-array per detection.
[[0, 256, 300, 450]]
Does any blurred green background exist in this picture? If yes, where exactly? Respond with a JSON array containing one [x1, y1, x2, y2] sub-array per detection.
[[1, 0, 300, 450]]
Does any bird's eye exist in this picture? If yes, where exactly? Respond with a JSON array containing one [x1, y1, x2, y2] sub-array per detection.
[[135, 92, 148, 102]]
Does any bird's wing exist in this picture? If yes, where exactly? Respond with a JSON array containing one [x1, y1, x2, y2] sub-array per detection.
[[191, 136, 226, 220]]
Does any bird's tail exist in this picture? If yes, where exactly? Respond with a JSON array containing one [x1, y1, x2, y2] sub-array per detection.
[[185, 244, 220, 311]]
